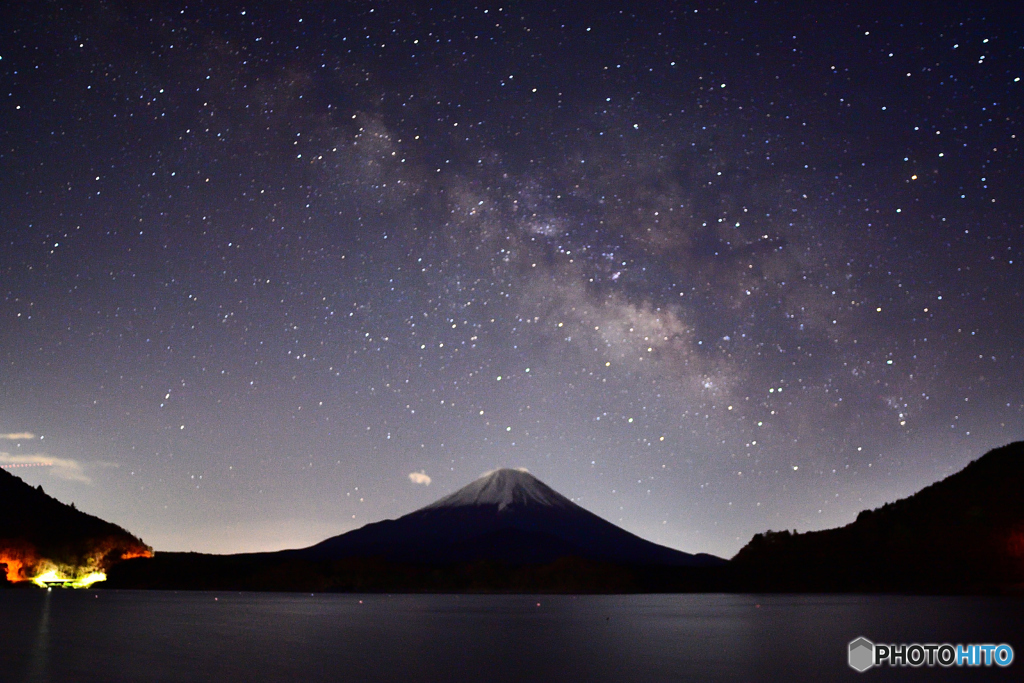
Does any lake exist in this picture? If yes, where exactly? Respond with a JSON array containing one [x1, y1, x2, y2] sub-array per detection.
[[1, 591, 1020, 681]]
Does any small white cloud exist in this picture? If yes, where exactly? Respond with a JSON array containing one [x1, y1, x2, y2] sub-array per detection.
[[0, 432, 35, 440], [408, 470, 431, 486], [0, 453, 90, 483]]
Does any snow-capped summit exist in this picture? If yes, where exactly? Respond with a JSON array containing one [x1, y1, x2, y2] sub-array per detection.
[[423, 468, 576, 512]]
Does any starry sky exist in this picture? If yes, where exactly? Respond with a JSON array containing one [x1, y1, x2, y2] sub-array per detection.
[[1, 1, 1021, 559]]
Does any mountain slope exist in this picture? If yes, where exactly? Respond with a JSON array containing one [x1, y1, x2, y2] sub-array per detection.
[[732, 441, 1024, 593], [295, 468, 722, 567], [0, 468, 152, 585]]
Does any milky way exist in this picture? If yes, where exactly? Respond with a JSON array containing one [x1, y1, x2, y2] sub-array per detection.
[[1, 2, 1021, 557]]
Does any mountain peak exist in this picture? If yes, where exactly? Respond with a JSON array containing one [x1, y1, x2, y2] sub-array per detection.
[[423, 468, 575, 512]]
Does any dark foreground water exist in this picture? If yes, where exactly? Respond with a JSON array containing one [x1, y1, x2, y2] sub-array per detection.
[[0, 591, 1020, 682]]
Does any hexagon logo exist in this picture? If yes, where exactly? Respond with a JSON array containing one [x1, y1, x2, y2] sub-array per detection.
[[848, 637, 875, 672]]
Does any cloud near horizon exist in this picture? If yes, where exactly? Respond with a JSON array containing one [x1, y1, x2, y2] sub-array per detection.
[[1, 432, 36, 440], [0, 453, 91, 483], [408, 471, 432, 486]]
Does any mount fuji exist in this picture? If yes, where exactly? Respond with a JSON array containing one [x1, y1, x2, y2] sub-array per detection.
[[293, 468, 722, 567]]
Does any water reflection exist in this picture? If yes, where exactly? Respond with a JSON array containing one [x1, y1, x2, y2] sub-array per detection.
[[26, 588, 51, 682], [0, 591, 1019, 682]]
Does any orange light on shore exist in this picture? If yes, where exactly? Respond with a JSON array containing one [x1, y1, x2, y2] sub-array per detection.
[[1, 542, 153, 587], [0, 545, 39, 582], [118, 549, 154, 561], [1, 554, 29, 582]]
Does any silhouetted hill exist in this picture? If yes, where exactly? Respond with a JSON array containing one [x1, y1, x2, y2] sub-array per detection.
[[0, 468, 151, 585], [732, 441, 1024, 593], [107, 469, 724, 592]]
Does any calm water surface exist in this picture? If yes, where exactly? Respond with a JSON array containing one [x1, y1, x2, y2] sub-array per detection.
[[0, 591, 1020, 682]]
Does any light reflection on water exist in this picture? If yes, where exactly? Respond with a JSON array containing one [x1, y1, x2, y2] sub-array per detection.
[[0, 591, 1020, 682], [25, 588, 50, 683]]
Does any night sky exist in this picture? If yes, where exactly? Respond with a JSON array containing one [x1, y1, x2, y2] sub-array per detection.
[[1, 1, 1021, 559]]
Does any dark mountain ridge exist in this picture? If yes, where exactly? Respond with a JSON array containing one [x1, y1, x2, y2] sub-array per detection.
[[732, 440, 1024, 593], [0, 467, 152, 586]]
